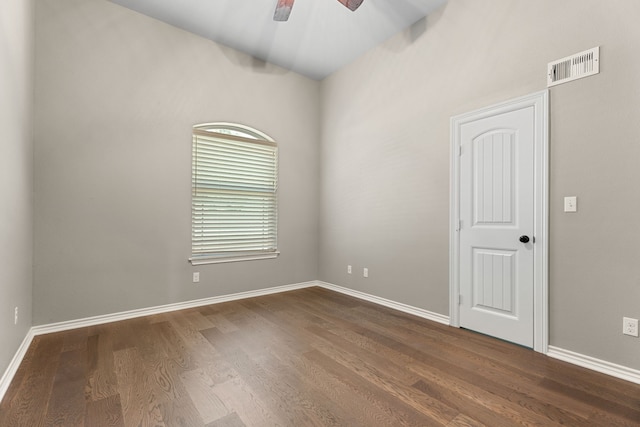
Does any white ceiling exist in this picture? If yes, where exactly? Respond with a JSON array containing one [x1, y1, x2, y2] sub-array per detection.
[[108, 0, 446, 80]]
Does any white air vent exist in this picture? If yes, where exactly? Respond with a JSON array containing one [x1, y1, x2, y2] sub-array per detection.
[[547, 46, 599, 87]]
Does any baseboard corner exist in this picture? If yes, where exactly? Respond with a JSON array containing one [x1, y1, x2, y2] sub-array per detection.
[[31, 281, 318, 336], [316, 281, 450, 325], [0, 328, 35, 403]]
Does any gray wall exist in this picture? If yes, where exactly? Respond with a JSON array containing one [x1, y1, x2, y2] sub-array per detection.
[[30, 0, 640, 373], [34, 0, 320, 325], [319, 0, 640, 370], [0, 0, 34, 377]]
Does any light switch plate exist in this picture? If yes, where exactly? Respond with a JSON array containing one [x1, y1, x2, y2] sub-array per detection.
[[564, 196, 577, 212]]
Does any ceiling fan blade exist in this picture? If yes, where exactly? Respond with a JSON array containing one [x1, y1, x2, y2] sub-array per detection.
[[274, 0, 295, 21], [337, 0, 365, 12]]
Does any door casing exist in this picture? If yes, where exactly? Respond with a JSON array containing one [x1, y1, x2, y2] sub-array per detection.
[[449, 90, 549, 353]]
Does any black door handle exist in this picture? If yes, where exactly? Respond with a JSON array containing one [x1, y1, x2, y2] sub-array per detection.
[[519, 235, 530, 243]]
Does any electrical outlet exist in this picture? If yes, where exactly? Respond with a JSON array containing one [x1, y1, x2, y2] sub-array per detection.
[[347, 265, 352, 274], [623, 317, 639, 337], [363, 268, 369, 278], [193, 272, 200, 283], [14, 307, 18, 325]]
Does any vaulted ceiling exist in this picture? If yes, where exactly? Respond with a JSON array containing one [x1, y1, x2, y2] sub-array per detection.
[[109, 0, 446, 80]]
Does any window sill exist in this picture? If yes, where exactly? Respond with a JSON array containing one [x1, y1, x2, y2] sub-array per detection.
[[189, 252, 280, 265]]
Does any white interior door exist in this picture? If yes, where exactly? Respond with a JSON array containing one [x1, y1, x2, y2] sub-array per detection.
[[451, 91, 548, 351]]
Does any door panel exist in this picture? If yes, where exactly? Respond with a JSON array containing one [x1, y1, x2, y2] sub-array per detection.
[[459, 106, 534, 347], [473, 248, 514, 315], [474, 131, 514, 225]]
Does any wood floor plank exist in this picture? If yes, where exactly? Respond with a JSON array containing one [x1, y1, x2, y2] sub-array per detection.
[[205, 411, 246, 427], [154, 358, 206, 427], [43, 348, 88, 426], [0, 333, 40, 413], [587, 409, 640, 427], [61, 327, 88, 353], [200, 327, 328, 426], [249, 297, 410, 426], [270, 343, 393, 426], [412, 377, 516, 427], [86, 329, 120, 401], [2, 287, 639, 426], [234, 302, 397, 426], [168, 315, 239, 387], [540, 377, 640, 423], [350, 308, 602, 422], [447, 413, 487, 427], [204, 313, 240, 334], [292, 290, 601, 425], [153, 321, 195, 372], [366, 328, 586, 425], [305, 348, 445, 426], [185, 310, 216, 331], [537, 363, 640, 413], [0, 334, 63, 426], [108, 318, 146, 353], [113, 347, 167, 427], [85, 394, 125, 427], [278, 290, 596, 426], [209, 377, 286, 427], [256, 330, 377, 427], [306, 324, 458, 425], [180, 368, 231, 424]]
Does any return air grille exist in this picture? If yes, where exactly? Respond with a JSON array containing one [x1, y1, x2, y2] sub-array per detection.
[[547, 47, 599, 87]]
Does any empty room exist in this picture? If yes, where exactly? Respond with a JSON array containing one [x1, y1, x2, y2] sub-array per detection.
[[1, 0, 639, 425]]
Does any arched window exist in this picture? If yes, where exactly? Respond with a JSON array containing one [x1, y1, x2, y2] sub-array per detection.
[[190, 123, 278, 264]]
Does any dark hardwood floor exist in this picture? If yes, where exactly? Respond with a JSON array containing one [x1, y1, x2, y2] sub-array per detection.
[[1, 287, 639, 426]]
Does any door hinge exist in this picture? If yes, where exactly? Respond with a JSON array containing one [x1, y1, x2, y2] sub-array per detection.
[[456, 219, 462, 231], [459, 295, 462, 305], [458, 146, 462, 156]]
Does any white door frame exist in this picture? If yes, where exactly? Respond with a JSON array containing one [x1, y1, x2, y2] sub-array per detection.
[[449, 90, 549, 353]]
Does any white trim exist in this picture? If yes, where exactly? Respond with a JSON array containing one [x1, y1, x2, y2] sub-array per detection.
[[534, 90, 550, 353], [449, 90, 549, 353], [316, 281, 450, 325], [0, 281, 314, 403], [189, 252, 280, 265], [4, 281, 640, 404], [548, 346, 640, 385], [32, 281, 315, 336], [194, 122, 275, 143], [0, 329, 35, 403]]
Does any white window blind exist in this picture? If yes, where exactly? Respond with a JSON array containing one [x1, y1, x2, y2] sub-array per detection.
[[191, 125, 278, 264]]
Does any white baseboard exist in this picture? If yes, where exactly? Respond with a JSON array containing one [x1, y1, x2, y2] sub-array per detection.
[[317, 282, 640, 386], [316, 281, 450, 325], [0, 281, 316, 403], [0, 329, 35, 403], [547, 345, 640, 385], [32, 281, 317, 336], [4, 281, 639, 404]]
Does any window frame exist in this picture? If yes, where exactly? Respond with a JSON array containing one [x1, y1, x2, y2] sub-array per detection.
[[189, 123, 279, 265]]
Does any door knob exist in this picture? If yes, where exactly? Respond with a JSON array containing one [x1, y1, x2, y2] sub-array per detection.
[[519, 235, 530, 243]]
